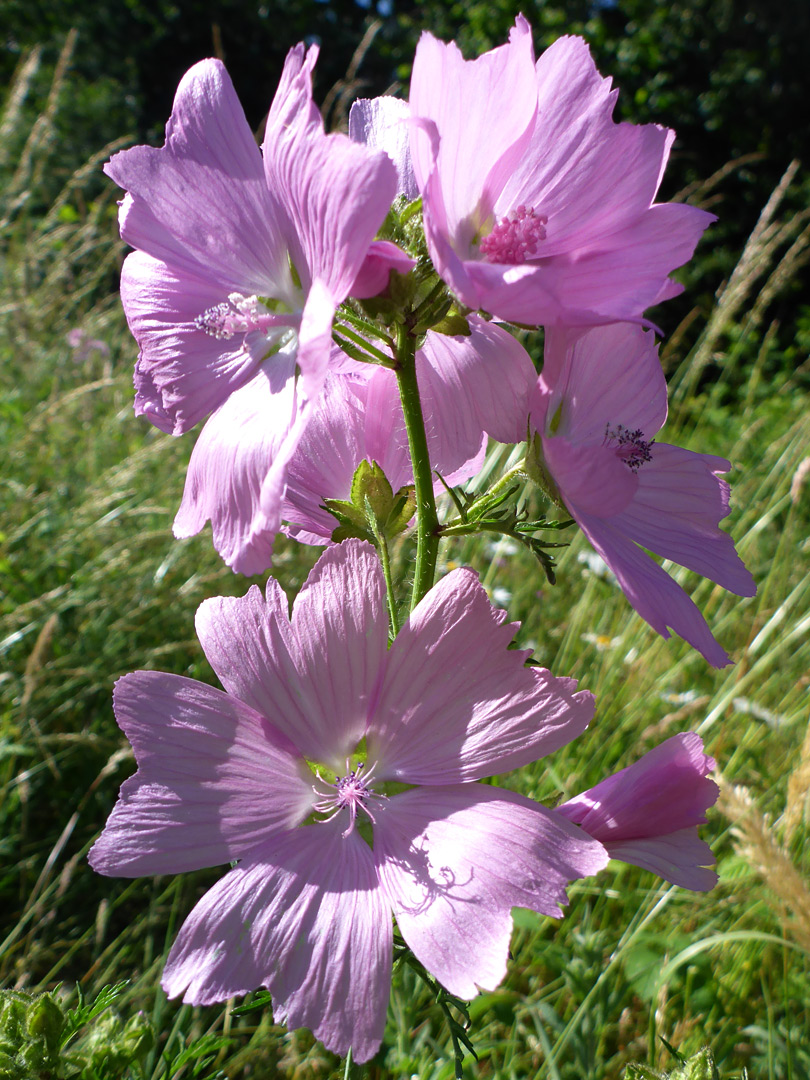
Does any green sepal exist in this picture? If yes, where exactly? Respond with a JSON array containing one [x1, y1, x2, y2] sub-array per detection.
[[625, 1047, 728, 1080], [25, 993, 65, 1054], [352, 458, 393, 521], [324, 460, 416, 545], [524, 431, 566, 509], [429, 311, 472, 337], [385, 485, 417, 535]]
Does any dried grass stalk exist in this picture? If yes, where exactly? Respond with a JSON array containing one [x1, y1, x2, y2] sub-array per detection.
[[718, 776, 810, 952]]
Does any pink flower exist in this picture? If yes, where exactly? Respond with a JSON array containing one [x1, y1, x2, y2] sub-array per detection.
[[174, 314, 535, 569], [408, 18, 714, 326], [283, 316, 537, 545], [556, 733, 720, 891], [105, 49, 396, 547], [89, 540, 606, 1060], [531, 323, 755, 666]]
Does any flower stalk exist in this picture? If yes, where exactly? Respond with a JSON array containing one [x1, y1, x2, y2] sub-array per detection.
[[393, 321, 440, 610]]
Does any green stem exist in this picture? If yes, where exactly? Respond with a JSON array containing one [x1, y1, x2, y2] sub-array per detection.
[[378, 534, 401, 637], [486, 463, 528, 500], [394, 322, 440, 610], [368, 513, 401, 637]]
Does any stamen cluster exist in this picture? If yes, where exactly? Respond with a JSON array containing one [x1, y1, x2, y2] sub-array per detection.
[[479, 205, 548, 264], [312, 761, 382, 837], [605, 423, 655, 470]]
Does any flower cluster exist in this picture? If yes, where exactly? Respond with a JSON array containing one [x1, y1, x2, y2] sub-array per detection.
[[94, 19, 747, 1065]]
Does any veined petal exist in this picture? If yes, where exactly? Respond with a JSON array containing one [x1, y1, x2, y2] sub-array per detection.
[[575, 509, 733, 666], [254, 280, 340, 543], [349, 95, 418, 200], [410, 18, 538, 249], [121, 251, 278, 435], [615, 443, 756, 596], [196, 541, 388, 767], [162, 822, 392, 1063], [559, 732, 721, 890], [264, 52, 397, 302], [282, 373, 370, 544], [411, 22, 713, 327], [173, 349, 297, 574], [500, 38, 672, 249], [528, 202, 714, 325], [106, 60, 288, 294], [420, 317, 537, 446], [541, 324, 667, 442], [368, 568, 594, 783], [557, 733, 718, 839], [606, 830, 718, 891], [288, 541, 388, 766], [375, 785, 608, 999], [88, 672, 313, 876], [543, 436, 638, 518]]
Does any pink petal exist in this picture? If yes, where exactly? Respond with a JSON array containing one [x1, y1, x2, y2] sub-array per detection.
[[461, 200, 712, 326], [195, 541, 388, 767], [368, 568, 594, 784], [255, 279, 339, 541], [557, 732, 718, 838], [542, 436, 638, 518], [351, 240, 416, 300], [540, 324, 667, 442], [120, 252, 278, 435], [263, 49, 397, 302], [282, 373, 370, 544], [173, 351, 297, 575], [88, 672, 313, 876], [106, 60, 288, 293], [420, 316, 537, 446], [282, 345, 493, 546], [349, 96, 418, 200], [558, 731, 720, 889], [411, 25, 714, 327], [501, 38, 672, 250], [606, 830, 718, 891], [410, 18, 538, 249], [375, 785, 608, 999], [162, 822, 392, 1063], [575, 509, 733, 666], [615, 443, 756, 596]]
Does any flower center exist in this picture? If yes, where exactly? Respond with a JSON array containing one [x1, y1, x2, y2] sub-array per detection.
[[605, 424, 655, 470], [312, 760, 384, 837], [479, 205, 548, 264], [195, 293, 298, 341]]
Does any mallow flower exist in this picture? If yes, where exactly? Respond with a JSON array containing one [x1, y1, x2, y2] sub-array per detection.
[[105, 47, 397, 550], [408, 18, 714, 326], [89, 540, 607, 1061], [283, 316, 537, 544], [556, 732, 720, 891], [530, 322, 756, 666]]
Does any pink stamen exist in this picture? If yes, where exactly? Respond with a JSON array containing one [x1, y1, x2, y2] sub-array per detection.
[[479, 205, 548, 264]]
